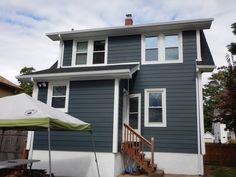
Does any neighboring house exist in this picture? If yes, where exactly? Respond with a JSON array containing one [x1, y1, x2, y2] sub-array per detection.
[[204, 132, 215, 143], [17, 15, 215, 176], [0, 76, 25, 161], [213, 122, 236, 143], [0, 75, 22, 97]]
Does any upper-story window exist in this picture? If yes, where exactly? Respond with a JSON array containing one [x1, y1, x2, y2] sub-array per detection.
[[76, 42, 88, 65], [73, 39, 107, 66], [145, 36, 159, 61], [142, 33, 182, 64], [93, 40, 105, 64]]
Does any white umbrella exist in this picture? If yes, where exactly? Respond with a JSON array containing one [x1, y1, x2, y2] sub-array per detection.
[[0, 93, 94, 177]]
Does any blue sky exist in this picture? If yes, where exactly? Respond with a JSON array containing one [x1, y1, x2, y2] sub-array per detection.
[[0, 0, 235, 84]]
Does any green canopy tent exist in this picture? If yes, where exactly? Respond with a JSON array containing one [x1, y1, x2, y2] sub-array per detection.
[[0, 93, 99, 177]]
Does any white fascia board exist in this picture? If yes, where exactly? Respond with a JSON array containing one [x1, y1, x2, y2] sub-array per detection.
[[196, 65, 216, 72], [47, 18, 214, 41]]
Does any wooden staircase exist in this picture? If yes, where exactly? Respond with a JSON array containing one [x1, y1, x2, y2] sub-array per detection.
[[121, 123, 160, 176]]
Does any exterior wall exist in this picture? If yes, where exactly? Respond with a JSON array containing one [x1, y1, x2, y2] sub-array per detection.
[[108, 35, 141, 64], [34, 80, 114, 152], [108, 31, 198, 153], [63, 40, 73, 66], [32, 150, 123, 177], [0, 85, 21, 98]]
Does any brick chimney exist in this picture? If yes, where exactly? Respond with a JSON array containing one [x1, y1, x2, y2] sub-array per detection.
[[125, 14, 133, 26]]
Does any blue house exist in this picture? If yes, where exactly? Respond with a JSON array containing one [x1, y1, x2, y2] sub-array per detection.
[[17, 15, 215, 177]]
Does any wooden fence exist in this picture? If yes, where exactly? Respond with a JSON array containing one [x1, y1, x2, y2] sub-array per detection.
[[0, 130, 27, 160], [204, 143, 236, 166]]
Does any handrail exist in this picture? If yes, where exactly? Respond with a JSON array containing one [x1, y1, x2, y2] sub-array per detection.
[[123, 123, 155, 167], [124, 123, 151, 145]]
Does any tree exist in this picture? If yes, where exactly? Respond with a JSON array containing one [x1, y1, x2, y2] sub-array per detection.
[[227, 22, 236, 55], [214, 54, 236, 136], [18, 67, 35, 96], [203, 68, 227, 132]]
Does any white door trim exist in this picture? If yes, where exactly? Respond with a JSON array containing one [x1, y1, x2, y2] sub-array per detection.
[[128, 93, 141, 134]]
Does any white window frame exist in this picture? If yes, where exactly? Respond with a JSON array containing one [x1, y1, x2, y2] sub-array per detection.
[[141, 32, 183, 65], [72, 37, 108, 66], [47, 81, 70, 112], [144, 88, 167, 127]]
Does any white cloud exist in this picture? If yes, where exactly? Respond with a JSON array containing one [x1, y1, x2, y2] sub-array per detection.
[[0, 0, 235, 85]]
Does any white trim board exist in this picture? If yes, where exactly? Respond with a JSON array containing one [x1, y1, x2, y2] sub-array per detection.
[[112, 79, 120, 153]]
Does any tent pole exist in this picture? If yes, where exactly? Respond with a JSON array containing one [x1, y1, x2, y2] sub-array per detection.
[[48, 127, 52, 177], [90, 130, 100, 177]]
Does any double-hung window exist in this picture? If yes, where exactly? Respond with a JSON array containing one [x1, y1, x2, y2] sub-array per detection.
[[144, 88, 166, 127], [142, 33, 182, 64], [93, 40, 105, 64], [165, 35, 179, 61], [74, 39, 107, 65], [145, 36, 158, 61], [76, 42, 88, 65], [48, 82, 69, 112]]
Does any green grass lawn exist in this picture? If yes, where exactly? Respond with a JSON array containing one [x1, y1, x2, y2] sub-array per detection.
[[204, 165, 236, 177]]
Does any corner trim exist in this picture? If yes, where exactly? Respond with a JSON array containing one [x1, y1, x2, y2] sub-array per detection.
[[112, 79, 120, 153]]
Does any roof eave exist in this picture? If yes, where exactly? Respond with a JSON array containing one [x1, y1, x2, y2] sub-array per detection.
[[46, 18, 213, 41], [197, 65, 216, 72], [16, 68, 138, 82]]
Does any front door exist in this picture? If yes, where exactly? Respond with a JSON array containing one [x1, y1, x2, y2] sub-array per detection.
[[128, 94, 141, 133]]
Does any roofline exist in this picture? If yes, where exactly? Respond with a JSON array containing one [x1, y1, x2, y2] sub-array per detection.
[[197, 65, 216, 72], [46, 18, 214, 41], [16, 68, 139, 82]]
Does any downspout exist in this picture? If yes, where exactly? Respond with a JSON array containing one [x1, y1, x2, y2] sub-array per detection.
[[26, 77, 37, 160]]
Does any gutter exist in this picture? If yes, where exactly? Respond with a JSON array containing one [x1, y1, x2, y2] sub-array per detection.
[[16, 69, 135, 82]]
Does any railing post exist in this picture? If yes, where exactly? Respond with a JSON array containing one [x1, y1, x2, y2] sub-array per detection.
[[151, 137, 154, 166]]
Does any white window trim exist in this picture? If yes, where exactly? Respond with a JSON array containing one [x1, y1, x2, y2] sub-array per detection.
[[72, 38, 108, 66], [141, 32, 183, 65], [144, 88, 167, 127], [47, 81, 70, 112]]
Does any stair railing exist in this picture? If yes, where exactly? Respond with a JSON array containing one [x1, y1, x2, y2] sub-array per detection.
[[123, 123, 155, 168]]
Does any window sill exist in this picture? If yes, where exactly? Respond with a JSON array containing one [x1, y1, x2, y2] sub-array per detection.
[[144, 122, 167, 127], [141, 60, 183, 65]]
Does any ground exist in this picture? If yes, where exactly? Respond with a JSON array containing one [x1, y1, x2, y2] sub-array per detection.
[[204, 165, 236, 177]]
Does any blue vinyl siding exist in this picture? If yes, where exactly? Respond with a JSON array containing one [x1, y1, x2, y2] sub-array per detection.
[[63, 40, 73, 66], [109, 31, 198, 153], [108, 35, 141, 63], [34, 80, 114, 152]]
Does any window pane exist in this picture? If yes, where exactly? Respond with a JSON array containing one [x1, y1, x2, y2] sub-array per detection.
[[76, 53, 87, 65], [93, 52, 105, 64], [145, 37, 158, 48], [149, 93, 162, 107], [53, 86, 66, 96], [129, 114, 138, 129], [149, 108, 162, 122], [94, 40, 105, 51], [165, 47, 178, 60], [77, 42, 88, 53], [52, 97, 65, 108], [130, 97, 138, 112], [165, 35, 178, 47], [146, 48, 158, 61]]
